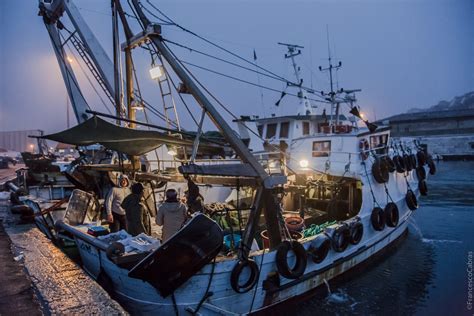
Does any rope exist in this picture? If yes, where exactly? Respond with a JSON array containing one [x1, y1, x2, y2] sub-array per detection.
[[192, 257, 216, 315], [362, 161, 380, 208]]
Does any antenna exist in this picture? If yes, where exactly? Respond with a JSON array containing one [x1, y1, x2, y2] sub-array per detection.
[[277, 42, 314, 115]]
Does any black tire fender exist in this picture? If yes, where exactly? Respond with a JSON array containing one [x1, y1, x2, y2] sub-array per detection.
[[417, 151, 426, 166], [418, 180, 428, 196], [393, 155, 406, 173], [276, 240, 307, 279], [384, 156, 396, 173], [384, 202, 399, 227], [416, 166, 426, 181], [349, 221, 364, 245], [403, 154, 413, 171], [371, 207, 386, 231], [231, 259, 260, 293], [372, 158, 389, 184], [307, 234, 331, 264], [406, 189, 418, 211], [427, 159, 436, 175]]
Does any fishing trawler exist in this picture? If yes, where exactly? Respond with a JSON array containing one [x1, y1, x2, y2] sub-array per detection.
[[7, 0, 437, 314]]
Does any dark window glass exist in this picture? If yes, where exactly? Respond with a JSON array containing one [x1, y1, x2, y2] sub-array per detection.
[[257, 125, 264, 137], [280, 122, 290, 138], [266, 123, 277, 139], [302, 122, 310, 135], [312, 141, 331, 157]]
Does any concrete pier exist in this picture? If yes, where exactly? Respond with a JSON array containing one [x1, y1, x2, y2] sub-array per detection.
[[0, 198, 127, 315]]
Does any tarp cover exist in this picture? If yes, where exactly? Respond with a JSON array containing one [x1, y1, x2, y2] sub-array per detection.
[[39, 116, 198, 156]]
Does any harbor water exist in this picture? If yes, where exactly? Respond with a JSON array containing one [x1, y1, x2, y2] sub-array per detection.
[[287, 161, 474, 315]]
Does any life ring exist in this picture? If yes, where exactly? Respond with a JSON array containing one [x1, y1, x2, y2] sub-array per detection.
[[231, 259, 260, 293], [307, 234, 331, 264], [383, 156, 396, 173], [427, 158, 436, 175], [359, 139, 370, 160], [416, 151, 426, 166], [371, 207, 385, 231], [416, 166, 426, 181], [325, 224, 350, 252], [349, 221, 364, 245], [393, 155, 406, 173], [418, 180, 428, 196], [384, 202, 399, 227], [405, 189, 418, 210], [403, 154, 413, 171], [372, 157, 389, 183], [276, 240, 307, 279]]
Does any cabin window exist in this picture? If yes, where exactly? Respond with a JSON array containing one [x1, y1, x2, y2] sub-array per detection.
[[257, 125, 264, 137], [280, 122, 290, 138], [370, 134, 388, 155], [312, 141, 331, 157], [302, 122, 310, 135], [266, 123, 277, 139]]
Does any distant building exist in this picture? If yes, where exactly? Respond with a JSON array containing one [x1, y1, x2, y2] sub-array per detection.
[[0, 130, 44, 153], [379, 109, 474, 159], [55, 142, 77, 158]]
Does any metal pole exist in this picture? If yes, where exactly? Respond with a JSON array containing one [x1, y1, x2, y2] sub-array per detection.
[[111, 0, 121, 125]]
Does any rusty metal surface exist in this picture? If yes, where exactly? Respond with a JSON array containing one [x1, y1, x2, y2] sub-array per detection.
[[0, 199, 127, 315]]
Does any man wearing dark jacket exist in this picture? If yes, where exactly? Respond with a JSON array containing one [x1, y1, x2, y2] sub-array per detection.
[[122, 183, 151, 236]]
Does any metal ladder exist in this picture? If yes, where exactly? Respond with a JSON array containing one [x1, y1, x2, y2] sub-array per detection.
[[69, 34, 117, 108], [156, 64, 181, 134]]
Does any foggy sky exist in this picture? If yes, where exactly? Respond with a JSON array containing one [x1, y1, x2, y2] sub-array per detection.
[[0, 0, 472, 134]]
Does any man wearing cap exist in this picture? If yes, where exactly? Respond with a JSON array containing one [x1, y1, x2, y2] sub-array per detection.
[[156, 189, 188, 242], [106, 175, 131, 232]]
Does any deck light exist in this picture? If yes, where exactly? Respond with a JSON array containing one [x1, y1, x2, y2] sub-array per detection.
[[149, 65, 164, 80], [167, 145, 177, 156], [299, 159, 309, 168]]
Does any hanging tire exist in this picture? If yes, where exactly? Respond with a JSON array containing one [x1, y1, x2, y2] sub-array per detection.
[[307, 234, 331, 264], [384, 202, 399, 227], [406, 190, 418, 210], [393, 155, 406, 173], [384, 156, 396, 173], [371, 207, 385, 231], [325, 224, 350, 252], [427, 158, 436, 175], [417, 151, 426, 166], [276, 240, 307, 279], [349, 221, 364, 245], [231, 259, 260, 293], [372, 157, 389, 183], [403, 154, 413, 171], [419, 180, 428, 196], [409, 154, 417, 169], [416, 166, 426, 181]]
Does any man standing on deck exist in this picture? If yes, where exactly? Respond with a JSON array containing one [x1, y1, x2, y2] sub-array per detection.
[[122, 182, 151, 236], [106, 175, 130, 232], [156, 189, 187, 242]]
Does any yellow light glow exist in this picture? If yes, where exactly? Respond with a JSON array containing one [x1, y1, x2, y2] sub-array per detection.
[[67, 56, 73, 63], [360, 112, 365, 119], [299, 159, 309, 168], [149, 65, 164, 80]]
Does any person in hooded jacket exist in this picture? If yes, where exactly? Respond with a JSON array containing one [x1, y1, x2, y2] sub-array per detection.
[[156, 189, 188, 242], [105, 175, 130, 232], [122, 182, 151, 236]]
